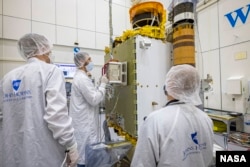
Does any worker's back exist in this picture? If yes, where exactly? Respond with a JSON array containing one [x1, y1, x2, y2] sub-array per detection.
[[131, 103, 214, 167], [0, 58, 67, 167]]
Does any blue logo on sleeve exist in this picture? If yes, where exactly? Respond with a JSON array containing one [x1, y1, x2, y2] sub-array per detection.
[[12, 80, 21, 91]]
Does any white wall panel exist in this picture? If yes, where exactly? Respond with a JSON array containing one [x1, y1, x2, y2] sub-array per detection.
[[32, 0, 56, 24], [220, 42, 250, 112], [3, 0, 31, 19], [0, 40, 3, 79], [159, 0, 170, 10], [0, 0, 2, 14], [112, 4, 126, 36], [77, 0, 95, 31], [3, 16, 31, 40], [0, 61, 25, 77], [0, 15, 2, 37], [125, 6, 132, 29], [110, 0, 125, 6], [125, 0, 131, 7], [78, 29, 95, 49], [95, 32, 109, 50], [56, 0, 77, 28], [52, 45, 104, 65], [2, 40, 22, 60], [197, 3, 219, 52], [0, 62, 3, 78], [0, 39, 2, 58], [96, 0, 109, 33], [56, 26, 77, 46], [1, 0, 128, 78], [202, 50, 221, 110], [52, 45, 75, 64], [90, 54, 104, 67], [32, 22, 56, 44], [219, 0, 250, 47]]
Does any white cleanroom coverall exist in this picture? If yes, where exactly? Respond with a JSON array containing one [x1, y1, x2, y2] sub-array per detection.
[[0, 58, 76, 167], [70, 69, 106, 165], [131, 102, 214, 167]]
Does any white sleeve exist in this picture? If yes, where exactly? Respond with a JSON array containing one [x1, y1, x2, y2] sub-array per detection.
[[43, 68, 76, 149], [79, 77, 105, 106]]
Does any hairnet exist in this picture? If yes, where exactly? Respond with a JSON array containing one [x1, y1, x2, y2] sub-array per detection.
[[74, 52, 89, 68], [17, 33, 52, 60], [164, 64, 202, 105]]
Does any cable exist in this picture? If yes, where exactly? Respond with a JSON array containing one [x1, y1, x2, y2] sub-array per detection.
[[111, 91, 121, 113], [60, 152, 68, 167]]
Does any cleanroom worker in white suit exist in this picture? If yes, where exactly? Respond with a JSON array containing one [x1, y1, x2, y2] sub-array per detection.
[[131, 64, 214, 167], [70, 52, 108, 167], [0, 33, 79, 167]]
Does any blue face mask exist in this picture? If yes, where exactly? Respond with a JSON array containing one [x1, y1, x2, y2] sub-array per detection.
[[85, 62, 94, 72]]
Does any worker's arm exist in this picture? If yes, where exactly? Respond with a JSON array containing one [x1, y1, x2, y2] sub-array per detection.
[[43, 67, 76, 149], [79, 75, 106, 106]]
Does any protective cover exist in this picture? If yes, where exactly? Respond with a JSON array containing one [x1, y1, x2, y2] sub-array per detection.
[[85, 141, 132, 167]]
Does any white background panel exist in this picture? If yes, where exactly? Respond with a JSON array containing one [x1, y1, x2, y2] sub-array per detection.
[[89, 52, 105, 66], [77, 0, 95, 31], [0, 40, 2, 58], [95, 32, 109, 50], [220, 42, 250, 112], [194, 26, 203, 77], [104, 0, 125, 6], [2, 40, 22, 60], [95, 0, 109, 34], [0, 15, 2, 37], [52, 45, 75, 64], [202, 50, 221, 110], [125, 7, 132, 30], [3, 16, 31, 40], [0, 40, 3, 78], [197, 3, 219, 52], [219, 0, 250, 47], [3, 0, 31, 19], [0, 61, 25, 78], [78, 29, 95, 49], [0, 0, 2, 14], [32, 22, 56, 44], [32, 0, 55, 24], [125, 0, 131, 7], [160, 0, 170, 10], [56, 26, 77, 46], [0, 62, 3, 78], [112, 4, 126, 36], [56, 0, 77, 28]]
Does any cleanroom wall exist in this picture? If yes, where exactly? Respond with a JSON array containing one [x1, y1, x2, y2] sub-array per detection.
[[0, 0, 131, 80], [196, 0, 250, 114]]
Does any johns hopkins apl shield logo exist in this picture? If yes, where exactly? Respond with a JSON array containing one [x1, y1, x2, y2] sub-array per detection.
[[191, 132, 199, 145], [12, 80, 21, 91]]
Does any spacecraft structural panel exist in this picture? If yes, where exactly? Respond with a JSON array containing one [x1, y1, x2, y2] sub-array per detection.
[[104, 35, 172, 138], [135, 35, 172, 135]]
